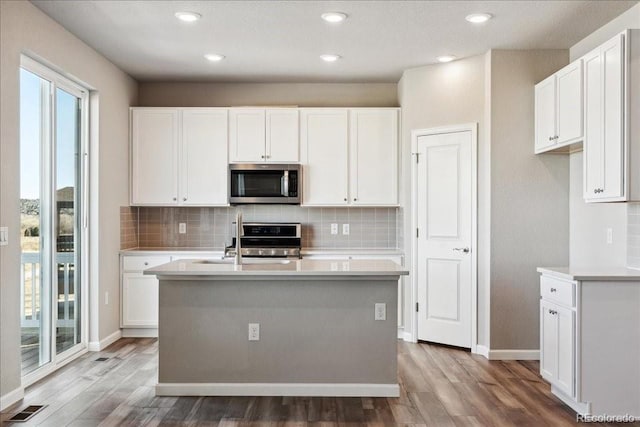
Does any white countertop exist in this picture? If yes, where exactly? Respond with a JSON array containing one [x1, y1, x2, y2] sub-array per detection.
[[145, 258, 409, 278], [120, 247, 403, 257], [538, 266, 640, 281]]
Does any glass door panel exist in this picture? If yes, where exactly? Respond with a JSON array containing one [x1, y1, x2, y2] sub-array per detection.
[[55, 88, 81, 355], [20, 68, 52, 375]]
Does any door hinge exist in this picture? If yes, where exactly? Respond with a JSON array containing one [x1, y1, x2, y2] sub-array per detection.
[[416, 302, 419, 312]]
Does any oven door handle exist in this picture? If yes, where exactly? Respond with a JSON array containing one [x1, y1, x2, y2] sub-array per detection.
[[283, 170, 289, 197]]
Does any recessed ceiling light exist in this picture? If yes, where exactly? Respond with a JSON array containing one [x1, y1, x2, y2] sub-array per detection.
[[204, 53, 225, 62], [321, 12, 348, 23], [175, 11, 202, 22], [437, 55, 456, 63], [320, 54, 341, 62], [465, 13, 492, 24]]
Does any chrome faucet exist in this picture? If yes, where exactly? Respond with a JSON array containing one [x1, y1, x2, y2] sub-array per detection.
[[234, 211, 243, 265]]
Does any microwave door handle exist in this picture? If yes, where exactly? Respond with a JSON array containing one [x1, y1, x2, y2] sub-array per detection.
[[283, 170, 289, 197]]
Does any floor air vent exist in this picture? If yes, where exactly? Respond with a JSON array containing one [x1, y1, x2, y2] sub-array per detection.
[[95, 357, 109, 361], [7, 405, 46, 422]]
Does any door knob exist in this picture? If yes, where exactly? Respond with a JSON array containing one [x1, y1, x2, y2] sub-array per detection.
[[453, 247, 470, 253]]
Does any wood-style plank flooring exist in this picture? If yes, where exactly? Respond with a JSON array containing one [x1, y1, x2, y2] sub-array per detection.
[[2, 338, 637, 426]]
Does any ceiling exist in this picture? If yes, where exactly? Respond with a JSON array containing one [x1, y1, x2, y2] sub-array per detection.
[[32, 0, 637, 83]]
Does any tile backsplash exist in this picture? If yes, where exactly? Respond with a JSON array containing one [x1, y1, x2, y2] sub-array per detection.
[[120, 206, 139, 249], [121, 205, 399, 250], [628, 203, 640, 269]]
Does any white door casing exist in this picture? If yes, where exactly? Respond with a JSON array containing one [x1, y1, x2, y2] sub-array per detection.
[[411, 125, 477, 351]]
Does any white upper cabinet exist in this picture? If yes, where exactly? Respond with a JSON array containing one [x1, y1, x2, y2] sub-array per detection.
[[266, 109, 299, 162], [300, 109, 349, 205], [534, 60, 583, 154], [131, 108, 179, 204], [349, 109, 399, 205], [301, 108, 399, 207], [181, 109, 229, 205], [583, 32, 627, 202], [131, 108, 229, 206], [229, 108, 299, 162]]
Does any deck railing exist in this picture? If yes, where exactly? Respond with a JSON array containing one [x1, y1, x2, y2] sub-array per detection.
[[20, 251, 76, 328]]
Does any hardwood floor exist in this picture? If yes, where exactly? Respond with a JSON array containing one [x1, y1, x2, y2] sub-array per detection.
[[2, 338, 637, 426]]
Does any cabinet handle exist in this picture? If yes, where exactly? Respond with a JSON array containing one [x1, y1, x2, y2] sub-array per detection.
[[593, 188, 604, 194], [550, 288, 556, 293], [548, 309, 557, 315]]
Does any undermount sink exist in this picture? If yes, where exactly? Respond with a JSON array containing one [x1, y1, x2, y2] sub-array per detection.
[[192, 259, 292, 265]]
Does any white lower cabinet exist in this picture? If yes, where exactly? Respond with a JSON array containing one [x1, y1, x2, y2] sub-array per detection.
[[539, 276, 576, 401], [540, 300, 575, 398], [122, 273, 159, 327], [120, 255, 170, 333]]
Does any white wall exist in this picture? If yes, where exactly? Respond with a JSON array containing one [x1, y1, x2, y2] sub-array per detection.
[[138, 82, 398, 107], [0, 0, 136, 404], [568, 3, 640, 268]]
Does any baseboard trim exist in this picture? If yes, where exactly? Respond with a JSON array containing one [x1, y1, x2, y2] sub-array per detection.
[[0, 386, 24, 411], [551, 385, 591, 415], [88, 329, 122, 351], [475, 345, 490, 358], [156, 383, 400, 397], [121, 328, 158, 338], [487, 349, 540, 360]]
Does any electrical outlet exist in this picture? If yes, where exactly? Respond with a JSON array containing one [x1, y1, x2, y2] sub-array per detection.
[[342, 224, 350, 235], [331, 223, 338, 235], [105, 291, 109, 305], [0, 227, 8, 246], [375, 303, 386, 321], [248, 323, 260, 341], [606, 228, 613, 245], [179, 223, 187, 234]]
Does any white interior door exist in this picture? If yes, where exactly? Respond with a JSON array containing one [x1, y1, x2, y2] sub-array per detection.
[[416, 130, 472, 348]]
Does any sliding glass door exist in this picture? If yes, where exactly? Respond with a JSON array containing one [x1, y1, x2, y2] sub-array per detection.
[[20, 59, 88, 379]]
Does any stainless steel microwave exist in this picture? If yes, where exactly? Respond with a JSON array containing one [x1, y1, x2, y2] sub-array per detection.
[[228, 164, 301, 204]]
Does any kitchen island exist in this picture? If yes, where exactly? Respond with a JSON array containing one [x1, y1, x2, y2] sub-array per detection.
[[145, 258, 408, 397]]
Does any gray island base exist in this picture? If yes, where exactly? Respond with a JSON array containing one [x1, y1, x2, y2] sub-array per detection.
[[145, 259, 409, 397]]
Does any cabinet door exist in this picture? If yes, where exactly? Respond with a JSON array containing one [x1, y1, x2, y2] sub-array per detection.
[[584, 49, 603, 199], [266, 109, 299, 162], [556, 305, 575, 397], [122, 273, 158, 327], [540, 301, 558, 382], [556, 61, 583, 144], [229, 108, 266, 162], [131, 109, 179, 205], [601, 35, 624, 200], [300, 109, 349, 205], [534, 75, 557, 153], [349, 109, 399, 205], [181, 109, 229, 205]]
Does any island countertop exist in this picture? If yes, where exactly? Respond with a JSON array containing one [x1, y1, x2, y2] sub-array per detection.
[[537, 266, 640, 281], [145, 258, 409, 278]]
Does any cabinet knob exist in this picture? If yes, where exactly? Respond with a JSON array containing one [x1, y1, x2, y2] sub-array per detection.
[[548, 136, 553, 141], [550, 288, 556, 293], [353, 198, 357, 202], [554, 135, 559, 140], [344, 198, 347, 202], [261, 155, 265, 159], [173, 197, 177, 201], [183, 197, 187, 201], [144, 262, 149, 266]]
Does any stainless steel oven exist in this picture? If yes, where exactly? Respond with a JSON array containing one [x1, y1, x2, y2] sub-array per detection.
[[229, 164, 301, 204]]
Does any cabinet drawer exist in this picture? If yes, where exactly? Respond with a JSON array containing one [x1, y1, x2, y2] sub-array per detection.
[[541, 276, 575, 308], [122, 255, 171, 272]]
